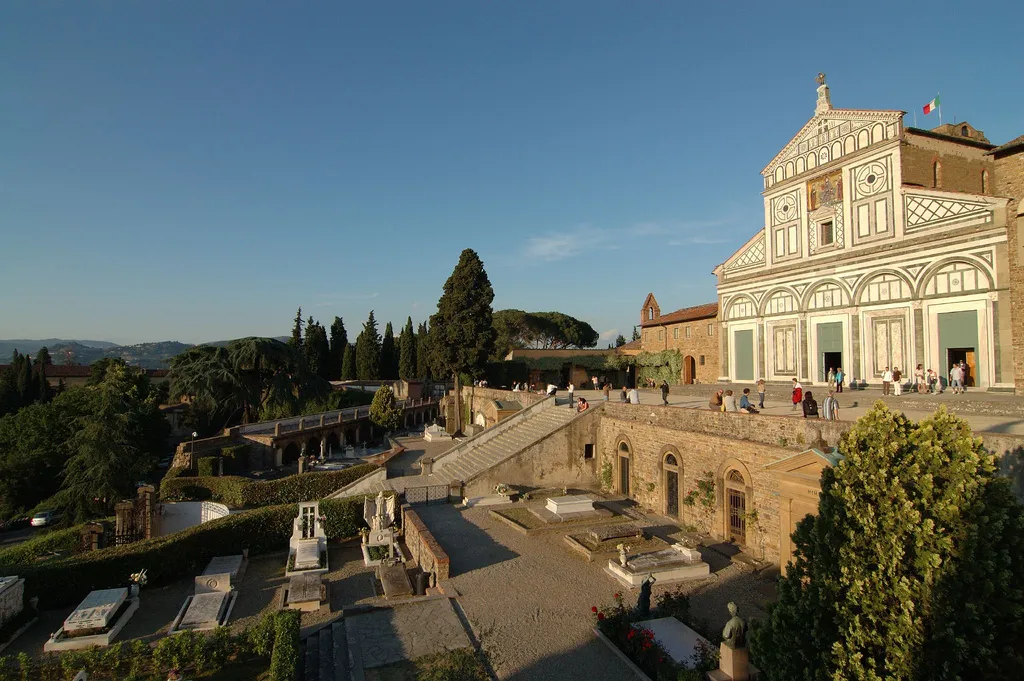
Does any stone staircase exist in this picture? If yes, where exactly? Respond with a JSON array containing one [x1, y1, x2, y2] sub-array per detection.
[[435, 404, 576, 484], [300, 619, 350, 681]]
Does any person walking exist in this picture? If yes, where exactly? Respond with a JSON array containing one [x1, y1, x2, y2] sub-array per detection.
[[959, 361, 969, 392], [821, 390, 839, 421], [802, 390, 820, 418], [592, 375, 599, 392], [602, 382, 611, 402], [950, 363, 964, 395], [756, 378, 766, 409], [892, 367, 903, 396], [881, 366, 893, 396], [660, 380, 670, 406], [791, 378, 803, 411], [835, 367, 845, 393]]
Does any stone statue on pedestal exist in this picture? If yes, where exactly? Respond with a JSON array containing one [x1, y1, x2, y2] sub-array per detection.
[[722, 601, 746, 648]]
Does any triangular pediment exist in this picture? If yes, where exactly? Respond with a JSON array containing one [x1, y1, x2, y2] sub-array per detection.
[[763, 109, 904, 177], [716, 231, 766, 275], [766, 447, 843, 478]]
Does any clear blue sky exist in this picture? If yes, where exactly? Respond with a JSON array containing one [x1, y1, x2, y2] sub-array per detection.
[[2, 1, 1021, 345]]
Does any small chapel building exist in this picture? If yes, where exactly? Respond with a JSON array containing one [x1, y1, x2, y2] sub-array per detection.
[[714, 78, 1014, 389]]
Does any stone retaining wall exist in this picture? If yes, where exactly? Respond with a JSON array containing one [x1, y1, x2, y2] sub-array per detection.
[[401, 504, 450, 581]]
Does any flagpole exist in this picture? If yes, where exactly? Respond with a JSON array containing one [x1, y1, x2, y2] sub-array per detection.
[[938, 92, 942, 126], [913, 109, 917, 128]]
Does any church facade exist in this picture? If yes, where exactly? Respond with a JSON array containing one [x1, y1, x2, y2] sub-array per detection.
[[714, 79, 1014, 389]]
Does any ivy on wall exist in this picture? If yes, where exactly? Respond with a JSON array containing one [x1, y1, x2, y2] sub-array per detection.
[[635, 350, 683, 385]]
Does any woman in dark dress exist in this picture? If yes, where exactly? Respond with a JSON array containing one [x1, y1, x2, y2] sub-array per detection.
[[802, 390, 819, 418]]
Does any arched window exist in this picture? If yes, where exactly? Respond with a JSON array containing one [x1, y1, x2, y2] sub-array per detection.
[[933, 160, 942, 189], [727, 469, 745, 483], [648, 307, 654, 321], [724, 469, 747, 544], [961, 125, 969, 137], [665, 453, 677, 466]]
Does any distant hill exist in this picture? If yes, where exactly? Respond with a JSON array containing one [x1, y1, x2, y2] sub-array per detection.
[[0, 339, 118, 357]]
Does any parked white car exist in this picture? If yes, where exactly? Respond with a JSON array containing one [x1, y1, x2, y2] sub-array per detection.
[[30, 510, 59, 527]]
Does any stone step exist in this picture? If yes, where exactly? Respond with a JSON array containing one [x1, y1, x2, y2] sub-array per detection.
[[304, 627, 320, 681], [319, 627, 334, 681]]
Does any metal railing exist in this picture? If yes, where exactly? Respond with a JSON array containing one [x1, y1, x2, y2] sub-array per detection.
[[238, 396, 439, 435]]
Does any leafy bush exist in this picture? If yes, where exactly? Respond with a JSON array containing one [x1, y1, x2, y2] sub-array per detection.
[[197, 456, 218, 478], [248, 611, 277, 658], [269, 610, 301, 681], [162, 465, 191, 480], [220, 445, 251, 474], [17, 496, 367, 608], [160, 464, 378, 508]]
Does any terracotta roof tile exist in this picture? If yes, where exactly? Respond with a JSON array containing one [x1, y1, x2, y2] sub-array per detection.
[[641, 302, 719, 327], [617, 339, 642, 351], [989, 134, 1024, 155]]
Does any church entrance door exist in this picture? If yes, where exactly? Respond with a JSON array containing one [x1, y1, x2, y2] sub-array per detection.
[[683, 356, 695, 384]]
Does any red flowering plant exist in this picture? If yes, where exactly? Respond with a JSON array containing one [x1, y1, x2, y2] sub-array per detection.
[[591, 593, 678, 679]]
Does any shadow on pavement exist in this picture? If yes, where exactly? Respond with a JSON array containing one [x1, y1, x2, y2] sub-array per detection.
[[413, 505, 519, 577]]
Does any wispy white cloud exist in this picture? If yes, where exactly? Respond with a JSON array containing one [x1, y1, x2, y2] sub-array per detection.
[[522, 219, 737, 262]]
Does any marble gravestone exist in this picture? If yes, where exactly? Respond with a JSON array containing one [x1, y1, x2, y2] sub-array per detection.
[[202, 551, 248, 581], [287, 501, 328, 575], [545, 495, 594, 515], [169, 574, 236, 633], [45, 586, 140, 651], [63, 588, 127, 633], [606, 542, 710, 588], [0, 576, 25, 629], [284, 572, 328, 612]]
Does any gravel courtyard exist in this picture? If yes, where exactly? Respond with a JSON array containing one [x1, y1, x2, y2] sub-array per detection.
[[415, 503, 773, 681]]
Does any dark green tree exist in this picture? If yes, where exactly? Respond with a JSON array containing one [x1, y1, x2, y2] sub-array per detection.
[[416, 322, 431, 380], [380, 322, 397, 380], [328, 317, 348, 381], [355, 311, 381, 380], [0, 365, 20, 418], [631, 327, 640, 342], [88, 357, 126, 386], [288, 307, 303, 348], [341, 343, 356, 380], [615, 335, 627, 348], [303, 317, 331, 380], [428, 249, 495, 433], [750, 403, 1024, 681], [369, 385, 402, 432], [399, 317, 416, 380], [13, 351, 37, 408]]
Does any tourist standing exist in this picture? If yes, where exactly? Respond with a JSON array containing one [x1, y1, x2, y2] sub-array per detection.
[[821, 391, 839, 421], [892, 367, 903, 396], [960, 361, 969, 392], [568, 382, 575, 408], [802, 391, 820, 418], [927, 368, 938, 393], [592, 375, 599, 392], [602, 382, 611, 402], [827, 367, 836, 389], [756, 378, 766, 408], [914, 364, 925, 394], [881, 366, 893, 395], [791, 378, 803, 411], [835, 367, 845, 393], [660, 380, 670, 406], [950, 363, 964, 395]]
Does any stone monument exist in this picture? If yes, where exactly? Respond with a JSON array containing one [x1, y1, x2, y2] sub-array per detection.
[[707, 602, 758, 681], [606, 541, 710, 588], [168, 573, 238, 633], [44, 583, 141, 651], [362, 492, 401, 566], [0, 576, 25, 630], [287, 501, 328, 575]]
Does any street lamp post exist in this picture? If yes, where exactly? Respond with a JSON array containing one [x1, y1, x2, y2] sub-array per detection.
[[191, 431, 197, 466]]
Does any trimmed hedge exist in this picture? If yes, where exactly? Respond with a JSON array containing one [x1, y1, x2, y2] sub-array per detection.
[[269, 610, 301, 681], [220, 444, 251, 474], [159, 464, 379, 509], [17, 496, 367, 609], [0, 519, 113, 568], [197, 456, 217, 477]]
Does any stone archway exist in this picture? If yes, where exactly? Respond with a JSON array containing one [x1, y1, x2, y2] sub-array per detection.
[[615, 438, 633, 497], [283, 442, 301, 465]]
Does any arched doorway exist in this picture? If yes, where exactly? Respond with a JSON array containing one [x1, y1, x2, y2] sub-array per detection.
[[283, 442, 301, 465], [663, 451, 681, 517], [683, 356, 696, 384], [725, 469, 747, 544], [616, 441, 632, 496]]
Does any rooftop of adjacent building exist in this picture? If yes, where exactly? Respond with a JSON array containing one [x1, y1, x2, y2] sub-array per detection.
[[640, 301, 719, 328]]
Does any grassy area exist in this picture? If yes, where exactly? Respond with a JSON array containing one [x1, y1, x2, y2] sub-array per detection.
[[492, 506, 544, 530], [367, 648, 489, 681]]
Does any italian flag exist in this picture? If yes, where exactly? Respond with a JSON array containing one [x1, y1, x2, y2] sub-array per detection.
[[923, 96, 940, 115]]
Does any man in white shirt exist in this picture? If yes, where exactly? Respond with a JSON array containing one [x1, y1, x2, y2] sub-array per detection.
[[881, 367, 893, 396], [546, 383, 558, 396], [628, 387, 640, 404], [950, 364, 964, 395], [568, 382, 575, 408]]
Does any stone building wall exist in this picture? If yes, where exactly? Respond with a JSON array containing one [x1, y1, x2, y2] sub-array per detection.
[[402, 505, 451, 581], [640, 319, 720, 383], [901, 132, 995, 192], [993, 149, 1024, 394]]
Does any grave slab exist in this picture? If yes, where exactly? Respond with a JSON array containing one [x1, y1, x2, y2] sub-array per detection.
[[604, 548, 710, 588], [44, 590, 139, 652], [63, 588, 126, 633], [195, 572, 232, 595], [546, 495, 594, 515], [295, 541, 321, 570], [285, 573, 328, 612], [587, 523, 646, 543], [378, 564, 413, 599], [202, 554, 247, 580], [169, 590, 238, 633], [634, 617, 710, 666], [0, 576, 25, 629]]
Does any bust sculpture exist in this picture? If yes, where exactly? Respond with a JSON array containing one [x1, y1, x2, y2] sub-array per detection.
[[722, 602, 746, 648]]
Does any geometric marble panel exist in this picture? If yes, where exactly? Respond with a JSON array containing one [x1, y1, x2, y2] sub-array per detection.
[[904, 194, 992, 231]]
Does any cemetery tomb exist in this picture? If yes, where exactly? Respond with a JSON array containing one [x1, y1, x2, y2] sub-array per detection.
[[605, 543, 710, 588], [634, 617, 711, 666], [378, 563, 413, 599], [202, 552, 247, 580], [168, 575, 237, 634], [285, 572, 328, 612], [545, 495, 594, 515], [294, 541, 322, 570], [0, 576, 25, 629], [45, 587, 140, 651], [63, 588, 127, 633]]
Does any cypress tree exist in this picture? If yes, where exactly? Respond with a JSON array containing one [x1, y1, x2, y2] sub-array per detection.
[[341, 343, 356, 380], [355, 311, 381, 380], [381, 322, 397, 380], [416, 322, 431, 380], [399, 317, 416, 380], [328, 317, 347, 381], [428, 249, 495, 433], [303, 319, 331, 380], [33, 347, 52, 404], [288, 307, 303, 348]]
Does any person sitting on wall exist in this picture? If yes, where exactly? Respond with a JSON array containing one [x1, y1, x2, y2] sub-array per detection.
[[709, 389, 724, 410], [577, 397, 590, 413], [546, 383, 558, 396], [802, 390, 820, 418], [739, 388, 758, 414], [723, 389, 739, 412]]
